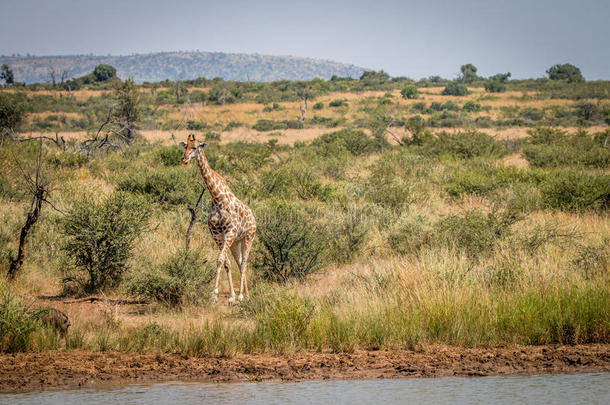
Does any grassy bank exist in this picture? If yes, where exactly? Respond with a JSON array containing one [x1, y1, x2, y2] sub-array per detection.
[[1, 84, 609, 356]]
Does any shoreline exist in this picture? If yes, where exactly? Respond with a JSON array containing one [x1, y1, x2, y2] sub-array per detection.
[[1, 344, 609, 392]]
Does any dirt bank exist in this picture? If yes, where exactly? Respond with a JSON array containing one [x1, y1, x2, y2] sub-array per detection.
[[1, 345, 609, 392]]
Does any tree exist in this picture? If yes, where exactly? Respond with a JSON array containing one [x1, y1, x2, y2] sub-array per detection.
[[359, 70, 390, 87], [490, 72, 511, 83], [48, 67, 56, 86], [400, 85, 419, 99], [0, 92, 29, 134], [7, 143, 54, 279], [61, 192, 150, 294], [296, 86, 313, 125], [442, 81, 468, 96], [172, 81, 188, 103], [484, 80, 506, 93], [113, 78, 140, 142], [484, 72, 511, 93], [0, 64, 14, 85], [93, 64, 117, 82], [460, 64, 478, 84], [547, 64, 584, 83]]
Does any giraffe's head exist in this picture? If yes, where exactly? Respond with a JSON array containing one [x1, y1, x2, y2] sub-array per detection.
[[180, 134, 208, 165]]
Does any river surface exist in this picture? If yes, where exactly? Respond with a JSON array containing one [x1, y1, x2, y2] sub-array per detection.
[[3, 372, 610, 404]]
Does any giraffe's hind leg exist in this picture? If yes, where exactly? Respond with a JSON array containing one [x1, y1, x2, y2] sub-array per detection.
[[239, 232, 255, 299], [231, 240, 246, 301]]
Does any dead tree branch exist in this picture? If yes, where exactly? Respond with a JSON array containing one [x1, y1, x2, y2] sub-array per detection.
[[186, 187, 206, 250], [36, 296, 149, 305], [385, 118, 404, 146], [20, 132, 66, 149], [7, 143, 54, 279]]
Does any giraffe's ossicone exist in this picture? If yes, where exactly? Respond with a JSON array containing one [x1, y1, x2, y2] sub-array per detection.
[[180, 134, 256, 304]]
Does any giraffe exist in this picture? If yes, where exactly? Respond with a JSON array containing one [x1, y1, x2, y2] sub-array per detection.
[[180, 134, 256, 304]]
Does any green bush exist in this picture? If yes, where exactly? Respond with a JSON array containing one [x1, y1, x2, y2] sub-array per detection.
[[484, 80, 506, 93], [442, 82, 468, 96], [256, 165, 333, 201], [329, 99, 348, 107], [519, 108, 544, 122], [116, 167, 200, 205], [310, 129, 384, 156], [252, 119, 288, 131], [433, 209, 519, 258], [253, 201, 327, 283], [400, 85, 419, 99], [444, 162, 533, 198], [522, 128, 610, 168], [389, 214, 432, 255], [186, 120, 208, 131], [309, 115, 344, 127], [212, 142, 273, 174], [326, 204, 371, 263], [463, 101, 481, 112], [312, 102, 324, 110], [412, 129, 506, 160], [127, 250, 215, 306], [61, 192, 150, 294], [157, 146, 184, 166], [0, 92, 30, 131], [93, 64, 117, 82], [363, 151, 429, 212], [540, 170, 610, 212], [411, 102, 427, 112], [547, 63, 584, 83]]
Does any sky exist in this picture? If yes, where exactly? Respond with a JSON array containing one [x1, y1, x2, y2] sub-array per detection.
[[1, 0, 609, 80]]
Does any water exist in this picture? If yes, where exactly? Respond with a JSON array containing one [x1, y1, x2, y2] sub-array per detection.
[[3, 373, 610, 405]]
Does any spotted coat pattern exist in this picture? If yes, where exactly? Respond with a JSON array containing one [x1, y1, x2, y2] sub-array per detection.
[[181, 134, 256, 303]]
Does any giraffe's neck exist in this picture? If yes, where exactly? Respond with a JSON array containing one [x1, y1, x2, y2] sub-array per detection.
[[194, 149, 232, 204]]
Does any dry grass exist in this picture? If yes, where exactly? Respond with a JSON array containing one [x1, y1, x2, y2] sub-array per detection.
[[2, 84, 609, 355]]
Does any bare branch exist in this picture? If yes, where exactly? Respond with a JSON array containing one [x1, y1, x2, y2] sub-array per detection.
[[186, 187, 206, 250]]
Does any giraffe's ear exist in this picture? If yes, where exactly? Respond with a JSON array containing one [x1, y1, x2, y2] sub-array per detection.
[[179, 142, 187, 149], [198, 143, 209, 149]]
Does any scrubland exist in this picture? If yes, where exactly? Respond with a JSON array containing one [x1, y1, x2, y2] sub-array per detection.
[[1, 77, 609, 357]]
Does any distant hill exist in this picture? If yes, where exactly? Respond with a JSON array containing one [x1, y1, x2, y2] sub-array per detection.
[[0, 51, 367, 84]]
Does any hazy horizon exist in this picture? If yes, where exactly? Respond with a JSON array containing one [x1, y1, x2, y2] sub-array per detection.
[[1, 0, 609, 80]]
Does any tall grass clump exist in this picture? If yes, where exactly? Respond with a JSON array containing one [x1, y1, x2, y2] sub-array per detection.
[[433, 209, 520, 258], [325, 204, 372, 263], [573, 241, 609, 279], [127, 250, 215, 306], [389, 209, 519, 258], [61, 192, 150, 295], [0, 280, 39, 352], [241, 284, 317, 352]]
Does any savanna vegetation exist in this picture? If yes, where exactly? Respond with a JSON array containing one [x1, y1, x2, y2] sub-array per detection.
[[0, 63, 609, 356]]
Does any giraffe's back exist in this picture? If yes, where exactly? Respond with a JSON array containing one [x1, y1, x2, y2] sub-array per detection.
[[208, 198, 256, 241]]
